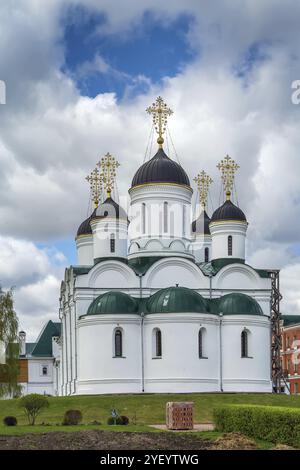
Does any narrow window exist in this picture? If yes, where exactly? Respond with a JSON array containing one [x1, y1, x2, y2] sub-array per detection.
[[163, 202, 168, 233], [110, 233, 115, 253], [152, 328, 162, 358], [198, 329, 203, 358], [142, 203, 146, 234], [241, 330, 248, 358], [156, 329, 162, 357], [204, 247, 209, 263], [114, 329, 122, 357], [228, 235, 233, 256], [42, 366, 48, 376]]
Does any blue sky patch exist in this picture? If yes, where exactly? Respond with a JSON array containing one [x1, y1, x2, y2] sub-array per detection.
[[62, 6, 196, 99]]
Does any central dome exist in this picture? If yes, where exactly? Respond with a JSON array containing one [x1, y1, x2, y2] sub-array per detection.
[[146, 286, 208, 313], [131, 148, 190, 188]]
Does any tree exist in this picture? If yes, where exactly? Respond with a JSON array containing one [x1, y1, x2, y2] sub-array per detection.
[[0, 288, 20, 398], [19, 394, 49, 425]]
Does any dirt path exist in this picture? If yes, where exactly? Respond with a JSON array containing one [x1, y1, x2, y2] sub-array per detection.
[[0, 430, 214, 450]]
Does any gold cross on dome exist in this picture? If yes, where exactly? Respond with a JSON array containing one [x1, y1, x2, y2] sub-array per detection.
[[146, 96, 173, 149], [217, 155, 240, 200], [86, 166, 102, 208], [193, 170, 213, 209], [97, 152, 120, 198]]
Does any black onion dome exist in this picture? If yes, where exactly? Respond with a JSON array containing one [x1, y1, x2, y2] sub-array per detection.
[[192, 210, 211, 235], [77, 208, 96, 236], [211, 200, 246, 222], [94, 197, 127, 220], [131, 148, 190, 188]]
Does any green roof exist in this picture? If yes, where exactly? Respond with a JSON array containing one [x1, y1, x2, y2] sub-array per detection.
[[199, 258, 270, 278], [212, 293, 264, 316], [87, 291, 139, 315], [83, 288, 265, 317], [146, 286, 208, 314], [281, 315, 300, 327], [30, 321, 61, 357]]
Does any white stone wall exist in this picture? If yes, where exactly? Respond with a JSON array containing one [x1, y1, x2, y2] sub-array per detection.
[[91, 218, 128, 261], [210, 221, 248, 260], [128, 183, 194, 259], [75, 235, 93, 265], [26, 359, 55, 395], [74, 311, 272, 395]]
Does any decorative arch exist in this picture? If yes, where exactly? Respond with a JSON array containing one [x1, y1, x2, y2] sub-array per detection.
[[144, 257, 208, 289], [88, 260, 137, 288], [128, 241, 140, 254], [214, 264, 261, 290], [168, 239, 187, 252]]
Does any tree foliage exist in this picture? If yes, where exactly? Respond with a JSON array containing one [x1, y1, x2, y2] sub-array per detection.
[[19, 394, 49, 425], [0, 288, 20, 398]]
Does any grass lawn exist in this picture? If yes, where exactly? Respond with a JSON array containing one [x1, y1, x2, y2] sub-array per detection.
[[0, 392, 299, 431]]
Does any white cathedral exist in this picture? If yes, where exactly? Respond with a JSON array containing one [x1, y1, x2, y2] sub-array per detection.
[[55, 97, 273, 396]]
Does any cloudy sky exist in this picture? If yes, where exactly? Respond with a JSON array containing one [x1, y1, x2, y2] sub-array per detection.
[[0, 1, 300, 340]]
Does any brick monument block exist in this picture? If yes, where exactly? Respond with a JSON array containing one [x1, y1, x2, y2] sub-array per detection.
[[166, 402, 194, 430]]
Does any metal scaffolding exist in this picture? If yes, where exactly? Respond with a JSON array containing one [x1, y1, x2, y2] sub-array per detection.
[[268, 270, 284, 393]]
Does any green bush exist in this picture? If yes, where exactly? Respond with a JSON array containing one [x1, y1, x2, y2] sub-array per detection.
[[19, 394, 49, 425], [213, 405, 300, 448], [107, 415, 129, 425], [3, 416, 17, 426], [62, 409, 83, 425]]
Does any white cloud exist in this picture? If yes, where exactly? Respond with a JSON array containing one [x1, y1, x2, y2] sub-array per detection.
[[0, 0, 300, 338]]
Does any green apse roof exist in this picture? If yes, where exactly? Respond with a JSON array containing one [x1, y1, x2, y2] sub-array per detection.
[[212, 293, 263, 316], [146, 286, 208, 314], [87, 291, 139, 315]]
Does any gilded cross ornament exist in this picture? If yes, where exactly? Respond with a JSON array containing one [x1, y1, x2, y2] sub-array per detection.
[[217, 155, 239, 201], [97, 152, 120, 198], [193, 170, 213, 209], [146, 96, 173, 149], [86, 166, 102, 208]]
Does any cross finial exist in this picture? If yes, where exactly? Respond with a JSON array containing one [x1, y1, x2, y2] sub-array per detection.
[[217, 155, 240, 201], [86, 166, 102, 208], [97, 152, 120, 198], [146, 96, 173, 149], [193, 170, 213, 209]]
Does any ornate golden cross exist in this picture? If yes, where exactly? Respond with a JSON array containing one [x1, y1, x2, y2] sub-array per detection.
[[217, 155, 239, 200], [146, 96, 173, 149], [86, 167, 102, 208], [193, 170, 213, 209], [97, 152, 120, 198]]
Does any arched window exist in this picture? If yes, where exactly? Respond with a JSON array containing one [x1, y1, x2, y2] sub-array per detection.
[[114, 329, 122, 357], [228, 235, 233, 256], [163, 202, 168, 233], [198, 328, 207, 358], [204, 247, 209, 262], [42, 366, 48, 376], [152, 328, 162, 358], [110, 233, 115, 253], [241, 330, 248, 358], [142, 203, 146, 234]]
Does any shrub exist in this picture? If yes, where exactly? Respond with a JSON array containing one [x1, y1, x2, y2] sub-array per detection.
[[19, 394, 49, 425], [213, 405, 300, 448], [3, 416, 17, 426], [62, 409, 83, 426], [119, 415, 129, 425], [107, 415, 129, 425]]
